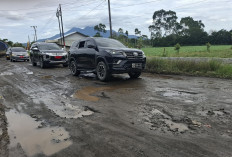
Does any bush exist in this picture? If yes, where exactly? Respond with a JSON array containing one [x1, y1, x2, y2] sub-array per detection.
[[174, 43, 181, 54], [206, 42, 211, 52]]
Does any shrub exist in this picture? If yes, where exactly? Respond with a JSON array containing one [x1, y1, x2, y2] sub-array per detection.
[[206, 42, 211, 52], [174, 43, 181, 54]]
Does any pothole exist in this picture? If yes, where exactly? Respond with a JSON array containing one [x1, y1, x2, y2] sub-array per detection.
[[6, 110, 72, 156], [141, 108, 189, 134]]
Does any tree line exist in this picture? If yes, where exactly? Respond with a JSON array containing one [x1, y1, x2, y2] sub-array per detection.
[[94, 9, 232, 48], [0, 38, 25, 48]]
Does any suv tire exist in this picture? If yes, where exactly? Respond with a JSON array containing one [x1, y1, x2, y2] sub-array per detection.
[[70, 60, 80, 76], [128, 72, 141, 79], [40, 57, 46, 69], [97, 61, 110, 81], [31, 57, 37, 66]]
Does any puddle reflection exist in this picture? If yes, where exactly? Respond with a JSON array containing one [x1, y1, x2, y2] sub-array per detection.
[[6, 110, 72, 156]]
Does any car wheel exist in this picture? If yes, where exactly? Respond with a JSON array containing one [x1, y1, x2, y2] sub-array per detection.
[[97, 61, 110, 81], [128, 72, 141, 79], [70, 60, 80, 76], [31, 58, 37, 66], [40, 57, 46, 69]]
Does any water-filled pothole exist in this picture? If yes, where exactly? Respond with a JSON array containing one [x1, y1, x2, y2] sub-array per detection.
[[6, 110, 72, 156]]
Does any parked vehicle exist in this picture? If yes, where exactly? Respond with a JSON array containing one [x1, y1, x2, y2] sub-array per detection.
[[9, 47, 29, 62], [30, 42, 68, 68], [68, 37, 146, 81]]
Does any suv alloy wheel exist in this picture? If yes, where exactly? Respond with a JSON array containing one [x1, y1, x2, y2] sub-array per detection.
[[70, 60, 80, 76], [96, 61, 110, 81]]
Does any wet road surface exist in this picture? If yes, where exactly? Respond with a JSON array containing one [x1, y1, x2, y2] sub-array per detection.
[[0, 58, 232, 157]]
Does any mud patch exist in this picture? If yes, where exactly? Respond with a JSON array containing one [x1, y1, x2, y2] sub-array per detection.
[[6, 110, 72, 156], [73, 82, 140, 102], [140, 108, 189, 134], [73, 86, 112, 102], [41, 75, 52, 79]]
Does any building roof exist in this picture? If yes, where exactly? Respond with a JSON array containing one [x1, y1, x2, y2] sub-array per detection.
[[55, 31, 88, 40]]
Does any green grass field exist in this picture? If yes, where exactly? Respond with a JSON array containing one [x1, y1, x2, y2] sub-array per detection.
[[142, 45, 232, 58]]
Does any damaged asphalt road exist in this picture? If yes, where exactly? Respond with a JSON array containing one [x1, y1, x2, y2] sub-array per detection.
[[0, 58, 232, 157]]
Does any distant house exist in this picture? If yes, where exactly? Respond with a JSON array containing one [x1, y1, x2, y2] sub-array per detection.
[[45, 32, 88, 50]]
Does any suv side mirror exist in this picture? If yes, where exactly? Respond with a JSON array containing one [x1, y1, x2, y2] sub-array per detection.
[[31, 47, 38, 51]]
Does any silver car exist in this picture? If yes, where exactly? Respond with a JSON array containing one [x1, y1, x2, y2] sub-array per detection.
[[9, 47, 29, 62]]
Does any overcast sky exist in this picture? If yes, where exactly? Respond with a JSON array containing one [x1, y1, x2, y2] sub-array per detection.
[[0, 0, 231, 43]]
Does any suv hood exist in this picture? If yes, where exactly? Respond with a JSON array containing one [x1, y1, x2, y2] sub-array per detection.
[[99, 47, 142, 52], [12, 52, 28, 55], [41, 50, 65, 53]]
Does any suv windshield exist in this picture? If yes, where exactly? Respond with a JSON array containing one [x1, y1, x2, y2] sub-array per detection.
[[11, 47, 26, 52], [38, 44, 60, 50], [95, 38, 126, 48]]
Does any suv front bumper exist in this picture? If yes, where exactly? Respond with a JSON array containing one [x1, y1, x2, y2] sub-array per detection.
[[108, 57, 146, 74]]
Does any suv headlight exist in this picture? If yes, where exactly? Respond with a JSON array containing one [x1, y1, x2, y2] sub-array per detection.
[[106, 50, 126, 56], [141, 51, 146, 57]]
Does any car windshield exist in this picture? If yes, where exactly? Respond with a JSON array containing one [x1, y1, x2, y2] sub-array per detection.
[[11, 47, 26, 52], [94, 38, 126, 48], [38, 44, 60, 50]]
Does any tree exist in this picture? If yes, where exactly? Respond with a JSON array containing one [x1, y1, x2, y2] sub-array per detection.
[[125, 30, 128, 37], [118, 28, 123, 34], [135, 28, 141, 36], [180, 16, 205, 36], [149, 9, 180, 38], [94, 23, 106, 37]]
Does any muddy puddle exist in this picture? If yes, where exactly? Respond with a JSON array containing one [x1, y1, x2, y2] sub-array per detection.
[[6, 110, 72, 156], [73, 86, 112, 102], [73, 81, 142, 102]]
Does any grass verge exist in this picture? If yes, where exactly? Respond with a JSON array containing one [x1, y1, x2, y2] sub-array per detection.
[[146, 57, 232, 79], [142, 45, 232, 58]]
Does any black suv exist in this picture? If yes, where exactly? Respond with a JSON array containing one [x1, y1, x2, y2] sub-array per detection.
[[30, 42, 68, 68], [68, 37, 146, 81]]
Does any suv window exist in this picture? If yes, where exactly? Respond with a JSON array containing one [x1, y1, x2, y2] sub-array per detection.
[[85, 40, 94, 48], [71, 41, 79, 48], [79, 41, 85, 48]]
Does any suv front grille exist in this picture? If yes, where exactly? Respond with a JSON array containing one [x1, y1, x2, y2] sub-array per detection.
[[125, 51, 143, 60]]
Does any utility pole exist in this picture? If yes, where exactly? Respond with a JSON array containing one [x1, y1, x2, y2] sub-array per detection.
[[58, 4, 65, 47], [31, 26, 37, 42], [56, 8, 63, 45], [107, 0, 112, 38]]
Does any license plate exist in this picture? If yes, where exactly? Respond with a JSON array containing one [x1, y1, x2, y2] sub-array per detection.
[[20, 56, 24, 58], [132, 63, 142, 69], [55, 56, 62, 59]]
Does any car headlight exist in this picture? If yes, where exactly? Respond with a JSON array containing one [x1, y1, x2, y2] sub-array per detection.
[[106, 50, 126, 56], [141, 51, 146, 57]]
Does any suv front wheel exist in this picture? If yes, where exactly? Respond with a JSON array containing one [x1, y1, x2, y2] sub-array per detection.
[[97, 61, 110, 81], [70, 60, 80, 76], [40, 57, 46, 69]]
